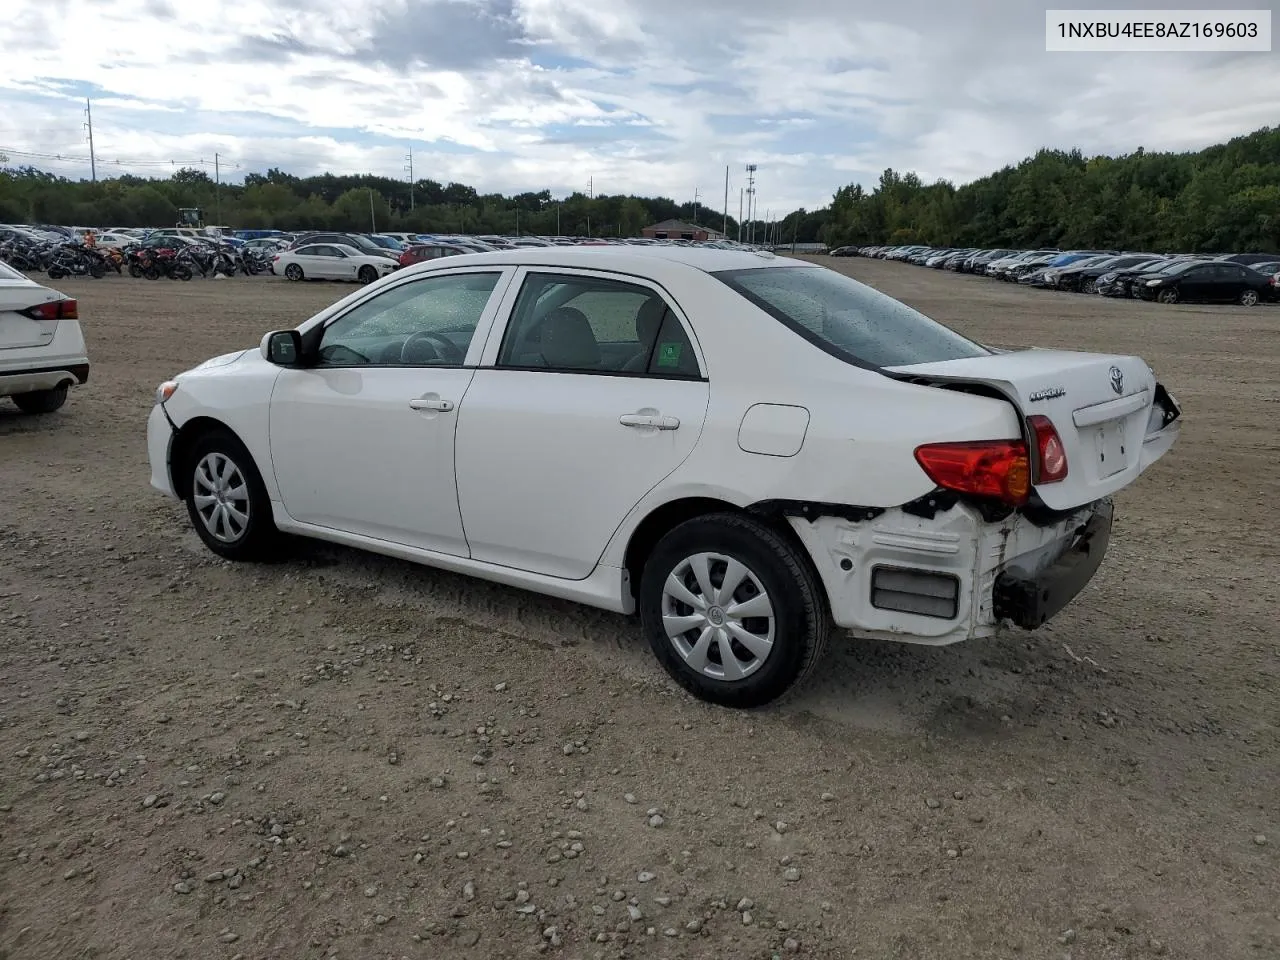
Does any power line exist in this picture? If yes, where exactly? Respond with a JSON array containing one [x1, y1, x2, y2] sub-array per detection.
[[0, 146, 217, 169]]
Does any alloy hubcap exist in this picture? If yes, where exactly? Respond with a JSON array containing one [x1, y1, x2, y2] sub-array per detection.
[[193, 452, 250, 543], [660, 552, 775, 682]]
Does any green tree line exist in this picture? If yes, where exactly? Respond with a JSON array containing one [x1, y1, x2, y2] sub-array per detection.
[[0, 163, 750, 239], [2, 124, 1277, 250], [805, 124, 1280, 253]]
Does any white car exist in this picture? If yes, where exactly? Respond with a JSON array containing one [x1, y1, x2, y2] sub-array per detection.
[[273, 243, 400, 284], [145, 247, 1181, 707], [0, 261, 89, 414]]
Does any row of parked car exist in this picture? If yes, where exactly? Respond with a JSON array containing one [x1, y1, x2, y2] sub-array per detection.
[[832, 244, 1280, 306], [255, 230, 762, 283]]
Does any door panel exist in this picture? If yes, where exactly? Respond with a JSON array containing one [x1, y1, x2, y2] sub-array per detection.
[[268, 269, 510, 554], [456, 266, 710, 579], [454, 372, 709, 578]]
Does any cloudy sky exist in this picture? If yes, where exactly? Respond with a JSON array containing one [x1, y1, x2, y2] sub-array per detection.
[[1, 0, 1278, 212]]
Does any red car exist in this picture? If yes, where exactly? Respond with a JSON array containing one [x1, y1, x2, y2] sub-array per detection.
[[398, 243, 472, 267]]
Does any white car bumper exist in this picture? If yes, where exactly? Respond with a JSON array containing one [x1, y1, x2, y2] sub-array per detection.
[[789, 498, 1111, 645], [148, 403, 178, 498]]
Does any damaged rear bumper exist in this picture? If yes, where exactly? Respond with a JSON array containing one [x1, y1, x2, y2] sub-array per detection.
[[992, 498, 1113, 628], [780, 496, 1114, 646]]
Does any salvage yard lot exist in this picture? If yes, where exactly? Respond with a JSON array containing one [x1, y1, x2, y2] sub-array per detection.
[[1, 257, 1276, 960]]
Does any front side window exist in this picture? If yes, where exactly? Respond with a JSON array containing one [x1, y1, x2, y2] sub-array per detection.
[[713, 264, 989, 369], [317, 271, 501, 367], [496, 273, 700, 377]]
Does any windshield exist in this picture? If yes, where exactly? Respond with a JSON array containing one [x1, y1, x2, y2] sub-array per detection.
[[713, 265, 990, 369]]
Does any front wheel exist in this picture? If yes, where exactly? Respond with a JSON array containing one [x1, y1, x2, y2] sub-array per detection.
[[638, 513, 830, 709], [284, 263, 303, 281], [184, 430, 280, 561], [129, 263, 143, 278], [12, 384, 69, 414], [48, 266, 65, 280], [1157, 287, 1179, 304], [358, 265, 378, 284], [1240, 288, 1259, 306]]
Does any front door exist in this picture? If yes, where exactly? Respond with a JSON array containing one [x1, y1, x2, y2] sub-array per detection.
[[455, 268, 710, 579], [268, 268, 511, 555]]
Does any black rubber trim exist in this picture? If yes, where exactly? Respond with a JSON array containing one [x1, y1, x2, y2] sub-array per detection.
[[4, 362, 89, 384], [993, 498, 1114, 629], [748, 499, 885, 524]]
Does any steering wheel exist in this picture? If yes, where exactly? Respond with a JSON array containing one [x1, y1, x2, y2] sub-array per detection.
[[400, 330, 464, 364]]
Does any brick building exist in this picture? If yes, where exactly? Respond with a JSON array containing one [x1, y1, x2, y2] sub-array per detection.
[[640, 219, 726, 241]]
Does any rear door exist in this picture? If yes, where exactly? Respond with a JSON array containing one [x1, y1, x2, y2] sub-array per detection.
[[454, 267, 710, 579], [0, 267, 62, 350], [886, 350, 1181, 511]]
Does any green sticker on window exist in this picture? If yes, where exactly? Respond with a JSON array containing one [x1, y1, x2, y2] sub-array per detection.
[[657, 342, 682, 367]]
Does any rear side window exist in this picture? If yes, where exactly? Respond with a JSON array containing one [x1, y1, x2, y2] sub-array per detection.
[[713, 265, 990, 369]]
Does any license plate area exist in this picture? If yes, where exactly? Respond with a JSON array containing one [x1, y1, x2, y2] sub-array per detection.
[[1093, 421, 1129, 478]]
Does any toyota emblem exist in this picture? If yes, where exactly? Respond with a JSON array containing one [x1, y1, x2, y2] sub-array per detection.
[[1109, 365, 1124, 395]]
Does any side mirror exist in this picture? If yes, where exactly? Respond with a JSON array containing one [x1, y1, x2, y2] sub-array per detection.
[[261, 329, 303, 366]]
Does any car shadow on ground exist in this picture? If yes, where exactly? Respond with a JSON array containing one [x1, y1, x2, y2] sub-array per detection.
[[220, 530, 1101, 745]]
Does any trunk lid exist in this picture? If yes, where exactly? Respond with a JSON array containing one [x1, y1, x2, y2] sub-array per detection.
[[885, 349, 1182, 511], [0, 278, 64, 350]]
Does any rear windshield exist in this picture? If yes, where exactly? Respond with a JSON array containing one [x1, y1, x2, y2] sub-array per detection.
[[713, 264, 990, 369]]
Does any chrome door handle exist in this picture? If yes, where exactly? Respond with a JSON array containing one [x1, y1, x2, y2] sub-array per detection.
[[619, 414, 679, 430], [409, 398, 454, 412]]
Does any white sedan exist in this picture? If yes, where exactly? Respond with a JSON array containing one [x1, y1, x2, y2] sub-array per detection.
[[272, 243, 399, 284], [1, 260, 89, 414], [146, 247, 1181, 707]]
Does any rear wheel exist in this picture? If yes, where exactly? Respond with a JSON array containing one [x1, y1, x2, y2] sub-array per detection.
[[284, 263, 303, 281], [1240, 288, 1259, 306], [1156, 287, 1179, 304], [1082, 279, 1097, 295], [639, 513, 830, 709], [183, 429, 280, 561], [12, 384, 69, 414]]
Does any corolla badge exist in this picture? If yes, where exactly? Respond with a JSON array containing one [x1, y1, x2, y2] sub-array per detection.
[[1029, 386, 1066, 402], [1109, 365, 1124, 395]]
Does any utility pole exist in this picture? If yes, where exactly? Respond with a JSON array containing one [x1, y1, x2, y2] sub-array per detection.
[[722, 165, 729, 239], [589, 176, 593, 199], [556, 203, 561, 235], [369, 188, 376, 232], [405, 148, 414, 210], [745, 164, 757, 245], [738, 188, 743, 243], [84, 99, 97, 183], [791, 212, 799, 253], [515, 206, 520, 237], [214, 152, 221, 226], [692, 187, 699, 226]]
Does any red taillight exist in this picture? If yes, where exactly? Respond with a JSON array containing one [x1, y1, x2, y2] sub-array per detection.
[[1028, 414, 1068, 483], [21, 299, 78, 321], [914, 439, 1031, 506]]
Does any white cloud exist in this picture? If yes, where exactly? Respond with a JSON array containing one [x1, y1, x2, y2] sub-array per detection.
[[0, 0, 1276, 213]]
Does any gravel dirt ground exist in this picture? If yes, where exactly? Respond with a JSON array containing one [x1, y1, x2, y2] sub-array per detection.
[[1, 258, 1276, 960]]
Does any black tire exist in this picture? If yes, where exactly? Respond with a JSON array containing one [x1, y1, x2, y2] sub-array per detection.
[[12, 383, 69, 414], [358, 265, 377, 284], [1157, 287, 1179, 304], [1240, 289, 1259, 306], [90, 262, 106, 279], [48, 266, 65, 280], [183, 429, 280, 562], [638, 512, 831, 709], [284, 263, 303, 281], [1082, 279, 1096, 295], [129, 263, 143, 278]]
